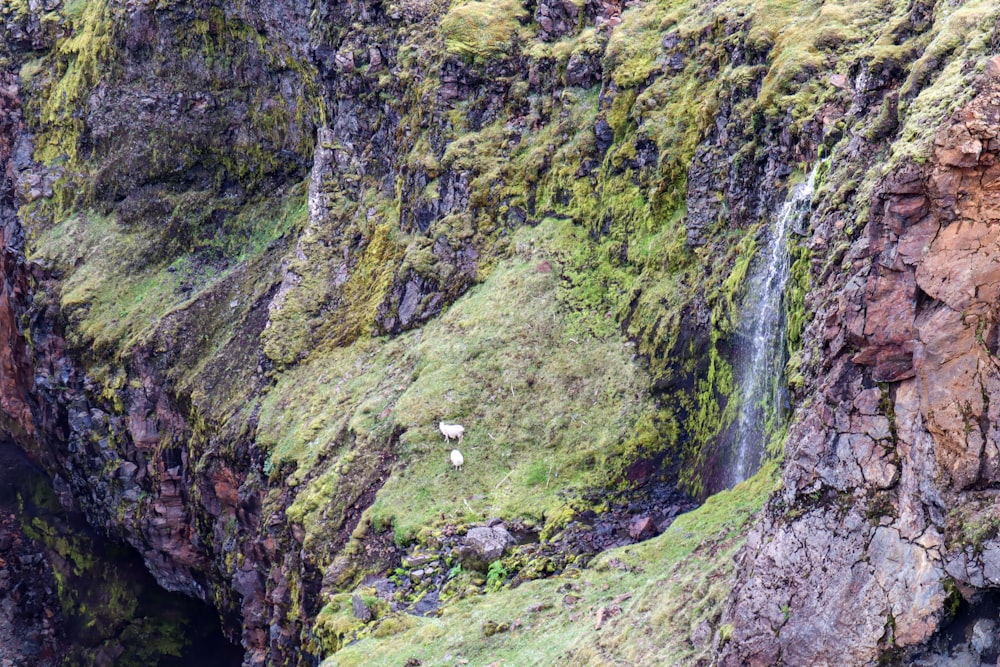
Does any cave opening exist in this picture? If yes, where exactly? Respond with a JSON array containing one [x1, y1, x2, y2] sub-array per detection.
[[903, 588, 1000, 666], [0, 442, 243, 667]]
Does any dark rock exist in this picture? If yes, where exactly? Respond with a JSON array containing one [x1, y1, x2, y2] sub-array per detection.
[[351, 594, 372, 622], [594, 118, 614, 154]]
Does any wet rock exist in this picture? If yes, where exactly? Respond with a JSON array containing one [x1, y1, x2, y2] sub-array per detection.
[[722, 62, 1000, 667]]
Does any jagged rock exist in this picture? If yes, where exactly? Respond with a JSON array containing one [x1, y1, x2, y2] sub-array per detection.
[[2, 0, 999, 664], [721, 60, 1000, 667], [565, 50, 601, 88], [594, 118, 614, 154]]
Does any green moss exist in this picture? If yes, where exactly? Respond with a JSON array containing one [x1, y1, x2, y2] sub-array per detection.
[[32, 0, 117, 169], [785, 236, 812, 352], [328, 463, 779, 666], [890, 0, 994, 165], [441, 0, 530, 63], [30, 185, 306, 363], [17, 478, 199, 665], [260, 219, 658, 552]]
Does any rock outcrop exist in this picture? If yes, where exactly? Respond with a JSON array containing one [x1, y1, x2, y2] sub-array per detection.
[[1, 0, 999, 665], [720, 58, 1000, 667]]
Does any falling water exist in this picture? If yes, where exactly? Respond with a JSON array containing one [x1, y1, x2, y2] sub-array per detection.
[[728, 166, 817, 487]]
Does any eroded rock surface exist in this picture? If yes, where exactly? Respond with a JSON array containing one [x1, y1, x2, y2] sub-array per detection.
[[721, 63, 1000, 667]]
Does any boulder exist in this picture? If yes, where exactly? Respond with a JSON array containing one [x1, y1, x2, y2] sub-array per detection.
[[459, 525, 515, 571]]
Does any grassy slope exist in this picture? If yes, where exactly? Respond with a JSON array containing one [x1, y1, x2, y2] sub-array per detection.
[[327, 464, 779, 666], [259, 218, 658, 557], [13, 0, 1000, 662]]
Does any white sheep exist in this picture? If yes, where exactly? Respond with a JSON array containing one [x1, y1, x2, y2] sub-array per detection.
[[439, 421, 465, 443], [451, 449, 464, 470]]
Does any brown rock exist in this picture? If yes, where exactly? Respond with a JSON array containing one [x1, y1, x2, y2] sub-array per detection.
[[985, 55, 1000, 80], [897, 219, 938, 266], [628, 516, 656, 540], [935, 124, 983, 167], [916, 220, 1000, 313], [594, 604, 621, 630], [829, 73, 850, 90], [723, 55, 1000, 667], [886, 195, 929, 231]]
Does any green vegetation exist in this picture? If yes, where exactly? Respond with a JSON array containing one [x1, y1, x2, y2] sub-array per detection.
[[441, 0, 530, 62], [29, 185, 306, 375], [326, 463, 779, 666], [31, 0, 117, 168], [10, 0, 1000, 661], [259, 219, 659, 557], [486, 560, 509, 591]]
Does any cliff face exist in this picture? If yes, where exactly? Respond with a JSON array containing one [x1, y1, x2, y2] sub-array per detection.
[[2, 0, 1000, 665], [722, 60, 1000, 666]]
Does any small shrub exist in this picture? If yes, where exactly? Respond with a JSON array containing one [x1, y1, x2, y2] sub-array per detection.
[[486, 560, 509, 592]]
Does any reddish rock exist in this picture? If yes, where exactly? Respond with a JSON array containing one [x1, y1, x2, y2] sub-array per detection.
[[886, 194, 929, 231], [722, 64, 1000, 667], [986, 55, 1000, 80], [628, 516, 656, 540], [829, 73, 850, 90], [851, 267, 917, 381], [210, 467, 240, 510], [935, 124, 983, 167]]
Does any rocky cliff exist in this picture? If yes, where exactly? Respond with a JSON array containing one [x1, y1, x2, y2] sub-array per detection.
[[1, 0, 999, 665]]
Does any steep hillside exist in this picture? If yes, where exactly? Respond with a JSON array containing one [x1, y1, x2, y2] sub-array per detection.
[[0, 0, 999, 665]]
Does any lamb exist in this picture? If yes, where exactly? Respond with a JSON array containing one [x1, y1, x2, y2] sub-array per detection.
[[451, 449, 464, 470], [439, 422, 465, 443]]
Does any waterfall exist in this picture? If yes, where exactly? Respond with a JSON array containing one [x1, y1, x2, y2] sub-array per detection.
[[728, 166, 817, 487]]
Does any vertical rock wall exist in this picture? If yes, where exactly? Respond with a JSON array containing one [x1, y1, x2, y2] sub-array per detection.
[[721, 62, 1000, 667]]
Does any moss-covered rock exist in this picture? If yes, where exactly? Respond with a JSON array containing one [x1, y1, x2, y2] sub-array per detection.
[[2, 0, 996, 664]]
